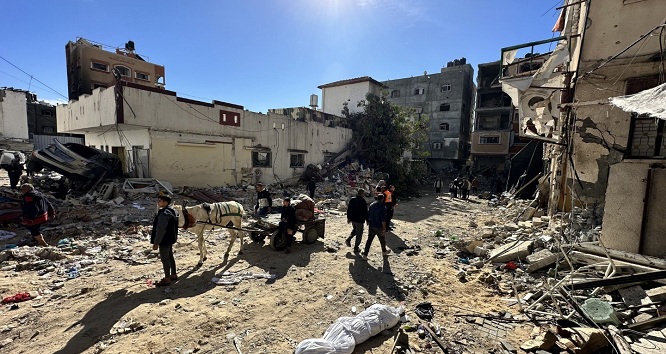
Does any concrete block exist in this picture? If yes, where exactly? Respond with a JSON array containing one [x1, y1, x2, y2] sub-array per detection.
[[526, 249, 558, 273], [519, 207, 536, 221], [504, 223, 520, 231], [465, 240, 484, 253], [618, 286, 653, 307], [646, 285, 666, 302], [480, 227, 495, 238], [489, 241, 532, 263]]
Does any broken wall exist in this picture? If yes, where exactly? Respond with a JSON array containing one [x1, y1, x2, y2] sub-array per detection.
[[0, 89, 29, 139]]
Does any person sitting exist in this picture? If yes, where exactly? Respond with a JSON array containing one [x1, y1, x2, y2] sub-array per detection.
[[254, 183, 272, 216]]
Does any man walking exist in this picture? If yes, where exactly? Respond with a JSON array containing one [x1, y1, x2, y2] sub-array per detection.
[[306, 177, 316, 199], [151, 194, 179, 287], [280, 198, 297, 254], [254, 183, 272, 216], [345, 189, 368, 253], [361, 194, 390, 260], [20, 183, 55, 247]]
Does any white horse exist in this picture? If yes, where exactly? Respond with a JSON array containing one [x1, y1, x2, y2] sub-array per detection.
[[174, 201, 245, 266]]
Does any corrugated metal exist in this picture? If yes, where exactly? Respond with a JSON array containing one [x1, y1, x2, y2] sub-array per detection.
[[32, 135, 85, 150]]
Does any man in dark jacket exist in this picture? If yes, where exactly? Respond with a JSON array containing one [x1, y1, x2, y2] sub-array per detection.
[[20, 183, 55, 247], [254, 183, 272, 216], [345, 189, 368, 253], [279, 198, 297, 254], [151, 194, 179, 286], [7, 156, 23, 190], [361, 193, 390, 260], [306, 177, 316, 199]]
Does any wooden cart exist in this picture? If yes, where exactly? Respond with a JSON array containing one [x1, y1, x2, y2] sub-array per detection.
[[245, 214, 326, 251]]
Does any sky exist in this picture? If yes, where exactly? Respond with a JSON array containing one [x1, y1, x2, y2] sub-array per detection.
[[1, 0, 563, 113]]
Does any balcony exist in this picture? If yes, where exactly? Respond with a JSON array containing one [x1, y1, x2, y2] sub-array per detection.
[[471, 130, 511, 156]]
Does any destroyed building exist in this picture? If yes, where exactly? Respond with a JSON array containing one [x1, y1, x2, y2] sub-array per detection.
[[501, 0, 666, 257], [1, 87, 84, 151], [472, 60, 540, 179]]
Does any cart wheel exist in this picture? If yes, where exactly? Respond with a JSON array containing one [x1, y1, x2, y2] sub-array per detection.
[[249, 231, 265, 243], [270, 230, 289, 251], [303, 227, 318, 244]]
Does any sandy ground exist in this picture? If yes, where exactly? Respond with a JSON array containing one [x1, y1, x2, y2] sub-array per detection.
[[0, 171, 532, 354]]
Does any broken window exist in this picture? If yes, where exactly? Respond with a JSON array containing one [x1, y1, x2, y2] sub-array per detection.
[[41, 110, 53, 116], [252, 151, 272, 167], [439, 104, 450, 112], [627, 115, 665, 158], [390, 90, 400, 98], [135, 71, 150, 81], [519, 62, 542, 73], [42, 127, 54, 133], [290, 153, 305, 168], [91, 61, 109, 72], [431, 142, 442, 150], [479, 136, 501, 144], [439, 123, 449, 131], [440, 84, 451, 92], [414, 88, 424, 95], [114, 65, 131, 77]]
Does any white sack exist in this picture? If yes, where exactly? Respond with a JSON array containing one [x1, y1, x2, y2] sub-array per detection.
[[294, 304, 403, 354]]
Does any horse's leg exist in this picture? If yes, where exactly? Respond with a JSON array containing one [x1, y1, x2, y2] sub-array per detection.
[[236, 218, 244, 256], [224, 229, 236, 260], [197, 228, 207, 266]]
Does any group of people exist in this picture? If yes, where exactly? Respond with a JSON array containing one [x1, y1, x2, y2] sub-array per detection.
[[433, 175, 479, 200], [343, 180, 397, 260]]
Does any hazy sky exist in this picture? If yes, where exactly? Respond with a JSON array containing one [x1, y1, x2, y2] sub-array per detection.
[[1, 0, 562, 112]]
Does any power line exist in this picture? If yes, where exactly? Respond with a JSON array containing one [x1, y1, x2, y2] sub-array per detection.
[[0, 55, 68, 99]]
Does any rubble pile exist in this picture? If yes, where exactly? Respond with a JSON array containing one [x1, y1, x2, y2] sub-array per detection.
[[427, 195, 666, 353]]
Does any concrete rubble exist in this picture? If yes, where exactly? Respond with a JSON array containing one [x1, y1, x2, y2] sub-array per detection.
[[427, 194, 666, 353]]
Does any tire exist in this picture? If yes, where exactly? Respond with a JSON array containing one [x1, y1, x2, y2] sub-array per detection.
[[303, 227, 318, 244], [249, 231, 265, 243], [270, 230, 289, 251]]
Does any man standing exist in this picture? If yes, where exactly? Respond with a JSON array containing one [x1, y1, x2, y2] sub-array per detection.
[[151, 194, 179, 287], [434, 177, 443, 197], [20, 183, 55, 247], [461, 178, 470, 200], [383, 185, 397, 231], [306, 177, 316, 199], [280, 198, 297, 254], [254, 183, 272, 216], [361, 194, 390, 260], [7, 155, 23, 190], [345, 189, 368, 253], [471, 177, 480, 195]]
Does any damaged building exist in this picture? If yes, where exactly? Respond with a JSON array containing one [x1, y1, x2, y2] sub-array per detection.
[[501, 0, 666, 257], [383, 60, 475, 171], [57, 39, 350, 188]]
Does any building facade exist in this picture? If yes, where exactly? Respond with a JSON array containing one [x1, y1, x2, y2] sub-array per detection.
[[0, 88, 29, 140], [383, 60, 475, 171], [318, 77, 385, 116], [502, 0, 666, 257], [56, 82, 350, 187], [65, 38, 166, 101]]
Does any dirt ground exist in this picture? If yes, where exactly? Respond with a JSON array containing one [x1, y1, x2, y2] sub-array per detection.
[[0, 171, 532, 354]]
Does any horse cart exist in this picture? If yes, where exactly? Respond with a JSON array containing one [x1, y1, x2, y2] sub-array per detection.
[[245, 214, 326, 251]]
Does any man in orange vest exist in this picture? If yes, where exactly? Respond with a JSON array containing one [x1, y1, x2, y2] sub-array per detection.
[[383, 185, 397, 231]]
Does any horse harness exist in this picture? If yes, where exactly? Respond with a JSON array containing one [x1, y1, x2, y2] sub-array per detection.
[[181, 202, 243, 230]]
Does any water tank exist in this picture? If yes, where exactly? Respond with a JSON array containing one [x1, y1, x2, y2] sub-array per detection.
[[460, 57, 466, 64], [310, 94, 318, 108], [447, 61, 454, 67], [454, 59, 460, 66]]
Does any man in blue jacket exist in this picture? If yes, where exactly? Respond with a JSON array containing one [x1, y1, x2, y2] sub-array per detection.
[[361, 193, 390, 260], [345, 189, 368, 253], [151, 194, 179, 286]]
